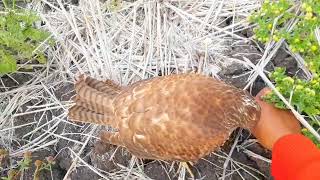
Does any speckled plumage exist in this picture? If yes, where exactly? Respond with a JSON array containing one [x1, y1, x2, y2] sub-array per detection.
[[68, 73, 261, 162]]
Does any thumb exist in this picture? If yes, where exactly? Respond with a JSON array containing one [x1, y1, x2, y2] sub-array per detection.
[[255, 87, 272, 102]]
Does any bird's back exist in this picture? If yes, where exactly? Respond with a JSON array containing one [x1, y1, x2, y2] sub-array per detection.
[[112, 74, 260, 161]]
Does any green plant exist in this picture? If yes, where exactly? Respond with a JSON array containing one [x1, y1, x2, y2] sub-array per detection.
[[33, 156, 55, 180], [1, 151, 56, 180], [1, 169, 18, 180], [302, 128, 320, 148], [105, 0, 122, 11], [0, 149, 9, 171], [1, 151, 32, 180], [0, 0, 51, 74], [250, 0, 320, 146]]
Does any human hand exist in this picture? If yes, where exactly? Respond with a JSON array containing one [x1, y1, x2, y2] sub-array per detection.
[[252, 88, 301, 150]]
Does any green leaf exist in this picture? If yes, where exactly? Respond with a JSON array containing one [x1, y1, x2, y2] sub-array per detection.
[[36, 54, 46, 64], [0, 6, 53, 75], [0, 53, 17, 73], [23, 27, 50, 41]]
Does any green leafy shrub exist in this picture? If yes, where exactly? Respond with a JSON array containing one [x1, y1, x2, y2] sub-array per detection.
[[0, 0, 51, 74], [250, 0, 320, 146]]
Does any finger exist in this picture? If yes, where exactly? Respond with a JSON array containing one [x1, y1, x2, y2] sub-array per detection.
[[256, 87, 272, 98], [255, 87, 272, 101]]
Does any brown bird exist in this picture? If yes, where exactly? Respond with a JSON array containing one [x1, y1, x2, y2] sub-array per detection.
[[68, 73, 260, 163]]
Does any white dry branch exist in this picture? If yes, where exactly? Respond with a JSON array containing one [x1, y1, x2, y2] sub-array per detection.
[[3, 0, 317, 179]]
